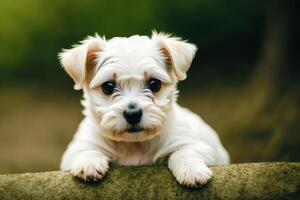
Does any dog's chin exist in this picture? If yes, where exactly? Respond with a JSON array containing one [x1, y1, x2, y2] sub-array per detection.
[[101, 126, 160, 142]]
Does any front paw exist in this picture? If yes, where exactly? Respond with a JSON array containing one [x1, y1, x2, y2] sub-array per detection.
[[172, 162, 213, 187], [70, 156, 109, 182]]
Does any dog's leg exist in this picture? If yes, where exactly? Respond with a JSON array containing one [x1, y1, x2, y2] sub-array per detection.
[[61, 144, 110, 182], [167, 142, 214, 187]]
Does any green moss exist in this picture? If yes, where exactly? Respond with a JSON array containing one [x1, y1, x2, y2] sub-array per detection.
[[0, 163, 299, 200]]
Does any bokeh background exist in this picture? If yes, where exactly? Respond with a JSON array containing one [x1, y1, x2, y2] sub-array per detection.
[[0, 0, 299, 174]]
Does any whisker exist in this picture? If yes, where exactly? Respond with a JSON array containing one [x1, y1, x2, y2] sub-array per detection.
[[142, 89, 155, 102]]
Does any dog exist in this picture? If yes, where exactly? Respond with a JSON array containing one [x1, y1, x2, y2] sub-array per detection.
[[59, 31, 229, 187]]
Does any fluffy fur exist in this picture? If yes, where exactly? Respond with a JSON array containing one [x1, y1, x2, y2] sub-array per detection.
[[59, 32, 230, 186]]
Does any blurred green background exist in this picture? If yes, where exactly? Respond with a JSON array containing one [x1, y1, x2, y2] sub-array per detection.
[[0, 0, 299, 173]]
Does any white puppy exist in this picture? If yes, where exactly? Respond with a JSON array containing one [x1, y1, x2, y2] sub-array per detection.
[[59, 32, 229, 187]]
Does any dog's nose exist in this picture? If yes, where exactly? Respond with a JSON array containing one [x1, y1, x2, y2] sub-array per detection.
[[123, 103, 142, 125]]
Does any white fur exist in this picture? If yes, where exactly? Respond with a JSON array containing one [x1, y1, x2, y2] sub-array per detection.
[[59, 32, 230, 187]]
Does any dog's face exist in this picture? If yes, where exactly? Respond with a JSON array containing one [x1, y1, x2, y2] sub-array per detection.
[[59, 32, 196, 142]]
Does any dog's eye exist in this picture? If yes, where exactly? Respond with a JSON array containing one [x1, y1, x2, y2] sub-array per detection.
[[147, 78, 161, 92], [101, 81, 116, 95]]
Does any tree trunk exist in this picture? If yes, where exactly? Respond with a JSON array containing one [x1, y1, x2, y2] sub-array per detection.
[[250, 0, 290, 100], [0, 163, 299, 200]]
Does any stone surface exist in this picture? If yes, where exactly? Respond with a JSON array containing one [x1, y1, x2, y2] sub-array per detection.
[[0, 162, 299, 200]]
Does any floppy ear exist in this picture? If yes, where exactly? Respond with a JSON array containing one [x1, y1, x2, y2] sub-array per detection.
[[58, 34, 105, 90], [152, 32, 197, 80]]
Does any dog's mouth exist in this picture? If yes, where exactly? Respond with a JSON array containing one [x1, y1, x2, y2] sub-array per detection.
[[125, 125, 144, 133]]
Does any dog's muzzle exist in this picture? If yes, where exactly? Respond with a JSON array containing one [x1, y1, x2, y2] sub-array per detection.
[[123, 103, 142, 128]]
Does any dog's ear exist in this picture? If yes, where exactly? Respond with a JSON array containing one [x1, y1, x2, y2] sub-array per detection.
[[152, 32, 197, 80], [59, 35, 105, 90]]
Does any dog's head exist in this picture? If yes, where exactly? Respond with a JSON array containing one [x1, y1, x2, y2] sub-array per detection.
[[59, 32, 197, 142]]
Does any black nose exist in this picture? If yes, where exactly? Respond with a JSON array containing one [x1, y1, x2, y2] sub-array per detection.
[[123, 103, 142, 125]]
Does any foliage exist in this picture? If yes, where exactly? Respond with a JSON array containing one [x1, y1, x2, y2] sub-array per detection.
[[0, 0, 267, 85]]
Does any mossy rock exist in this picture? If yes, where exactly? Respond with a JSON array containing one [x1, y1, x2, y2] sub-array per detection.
[[0, 162, 299, 200]]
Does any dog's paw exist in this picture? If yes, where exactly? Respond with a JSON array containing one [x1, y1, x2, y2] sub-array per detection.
[[172, 163, 213, 187], [70, 156, 109, 182]]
